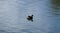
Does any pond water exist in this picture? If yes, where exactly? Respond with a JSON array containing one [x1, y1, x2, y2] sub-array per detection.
[[0, 0, 60, 33]]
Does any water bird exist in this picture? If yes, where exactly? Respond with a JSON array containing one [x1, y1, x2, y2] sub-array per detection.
[[27, 15, 33, 22]]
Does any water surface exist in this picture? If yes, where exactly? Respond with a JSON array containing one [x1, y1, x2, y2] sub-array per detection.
[[0, 0, 60, 33]]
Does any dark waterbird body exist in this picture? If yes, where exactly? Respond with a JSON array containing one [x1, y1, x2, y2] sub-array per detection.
[[27, 15, 33, 22]]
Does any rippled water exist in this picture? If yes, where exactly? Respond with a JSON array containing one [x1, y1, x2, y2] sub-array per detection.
[[0, 0, 60, 33]]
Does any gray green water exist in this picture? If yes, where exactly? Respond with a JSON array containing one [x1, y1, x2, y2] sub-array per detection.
[[0, 0, 60, 33]]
